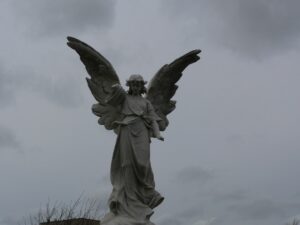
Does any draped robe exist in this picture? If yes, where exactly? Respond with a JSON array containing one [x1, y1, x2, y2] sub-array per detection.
[[102, 94, 164, 225]]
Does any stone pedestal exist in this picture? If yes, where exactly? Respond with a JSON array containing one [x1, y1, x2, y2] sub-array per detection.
[[100, 213, 155, 225], [40, 218, 100, 225]]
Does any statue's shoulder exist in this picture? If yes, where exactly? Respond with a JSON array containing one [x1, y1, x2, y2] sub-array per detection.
[[142, 96, 150, 103], [140, 96, 152, 105]]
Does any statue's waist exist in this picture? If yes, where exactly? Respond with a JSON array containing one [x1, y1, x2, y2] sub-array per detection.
[[114, 115, 151, 126]]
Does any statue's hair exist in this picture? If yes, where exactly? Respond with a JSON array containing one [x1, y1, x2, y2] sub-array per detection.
[[127, 82, 147, 95]]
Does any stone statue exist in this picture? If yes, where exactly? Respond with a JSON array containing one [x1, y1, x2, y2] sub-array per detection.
[[67, 36, 201, 225]]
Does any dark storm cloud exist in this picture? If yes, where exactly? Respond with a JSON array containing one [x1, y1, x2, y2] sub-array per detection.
[[9, 0, 116, 37], [0, 126, 19, 149], [163, 0, 300, 58]]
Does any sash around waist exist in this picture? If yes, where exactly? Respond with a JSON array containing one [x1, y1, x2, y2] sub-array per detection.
[[113, 115, 152, 128]]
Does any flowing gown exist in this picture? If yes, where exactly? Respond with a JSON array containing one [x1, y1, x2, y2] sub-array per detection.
[[102, 94, 164, 225]]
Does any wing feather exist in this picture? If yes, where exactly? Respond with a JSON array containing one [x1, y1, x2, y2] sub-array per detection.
[[67, 36, 123, 131], [146, 49, 201, 131]]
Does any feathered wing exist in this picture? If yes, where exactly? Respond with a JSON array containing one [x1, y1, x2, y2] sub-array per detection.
[[67, 36, 123, 131], [146, 49, 201, 131]]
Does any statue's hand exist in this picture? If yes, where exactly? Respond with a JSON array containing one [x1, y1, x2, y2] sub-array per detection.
[[157, 135, 164, 141]]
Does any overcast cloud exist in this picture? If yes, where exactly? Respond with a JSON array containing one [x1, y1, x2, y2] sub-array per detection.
[[0, 125, 19, 150], [7, 0, 116, 37], [163, 0, 300, 59], [0, 1, 300, 225], [0, 64, 83, 108]]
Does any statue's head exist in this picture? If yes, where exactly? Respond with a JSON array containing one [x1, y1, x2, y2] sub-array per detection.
[[126, 74, 147, 95]]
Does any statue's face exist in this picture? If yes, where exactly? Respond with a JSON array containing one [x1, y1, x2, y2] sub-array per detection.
[[129, 81, 143, 95]]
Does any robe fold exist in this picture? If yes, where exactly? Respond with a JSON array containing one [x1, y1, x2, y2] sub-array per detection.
[[103, 94, 164, 225]]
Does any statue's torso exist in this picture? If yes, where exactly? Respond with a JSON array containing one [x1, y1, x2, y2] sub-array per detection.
[[122, 95, 147, 116], [118, 95, 149, 125]]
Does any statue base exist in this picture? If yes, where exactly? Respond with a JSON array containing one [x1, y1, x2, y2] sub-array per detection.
[[40, 218, 100, 225], [101, 212, 155, 225]]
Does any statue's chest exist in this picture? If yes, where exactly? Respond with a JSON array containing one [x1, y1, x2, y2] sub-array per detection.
[[122, 96, 147, 116]]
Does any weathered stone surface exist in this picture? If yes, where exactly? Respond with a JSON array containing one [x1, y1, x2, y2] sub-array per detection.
[[100, 212, 155, 225], [67, 36, 201, 225]]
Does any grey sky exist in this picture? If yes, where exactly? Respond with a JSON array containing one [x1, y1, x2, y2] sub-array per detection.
[[9, 0, 116, 37], [0, 125, 19, 150], [163, 0, 300, 59], [0, 1, 300, 225], [0, 65, 83, 108]]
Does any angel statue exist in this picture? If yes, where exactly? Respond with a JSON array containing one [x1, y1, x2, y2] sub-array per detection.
[[67, 36, 201, 225]]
